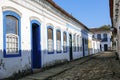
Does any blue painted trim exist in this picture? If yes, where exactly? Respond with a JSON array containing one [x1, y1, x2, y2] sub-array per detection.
[[56, 29, 62, 53], [81, 30, 88, 36], [47, 26, 54, 54], [3, 11, 21, 58], [30, 20, 41, 69], [67, 32, 69, 52], [76, 35, 79, 52], [63, 31, 67, 53]]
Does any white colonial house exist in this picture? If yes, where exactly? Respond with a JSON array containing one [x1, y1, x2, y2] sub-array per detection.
[[92, 38, 101, 54], [0, 0, 91, 79], [88, 31, 101, 55], [90, 28, 112, 51]]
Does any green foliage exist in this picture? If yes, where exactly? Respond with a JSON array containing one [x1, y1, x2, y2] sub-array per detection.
[[99, 25, 111, 31]]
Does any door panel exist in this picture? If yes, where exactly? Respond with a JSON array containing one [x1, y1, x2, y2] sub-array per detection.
[[32, 23, 41, 68], [69, 34, 73, 60]]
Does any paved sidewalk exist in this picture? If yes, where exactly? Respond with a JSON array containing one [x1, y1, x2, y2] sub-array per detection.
[[19, 53, 99, 80]]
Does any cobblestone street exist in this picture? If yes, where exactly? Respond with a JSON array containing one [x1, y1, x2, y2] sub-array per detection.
[[48, 52, 120, 80]]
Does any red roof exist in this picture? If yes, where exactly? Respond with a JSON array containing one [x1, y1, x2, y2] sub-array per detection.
[[90, 28, 110, 32]]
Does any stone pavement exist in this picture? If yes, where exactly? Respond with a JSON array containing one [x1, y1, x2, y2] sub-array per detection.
[[49, 51, 120, 80], [20, 51, 120, 80], [19, 53, 97, 80]]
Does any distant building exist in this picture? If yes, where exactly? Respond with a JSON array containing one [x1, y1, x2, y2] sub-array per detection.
[[90, 28, 112, 51], [88, 31, 100, 55]]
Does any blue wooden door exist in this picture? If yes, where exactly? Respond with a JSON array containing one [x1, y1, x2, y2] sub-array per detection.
[[32, 23, 41, 68], [69, 34, 73, 60]]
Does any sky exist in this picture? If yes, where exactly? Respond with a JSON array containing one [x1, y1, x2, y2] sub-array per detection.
[[53, 0, 111, 28]]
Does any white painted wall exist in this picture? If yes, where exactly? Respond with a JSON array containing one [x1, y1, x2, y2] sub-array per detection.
[[91, 39, 100, 54], [93, 31, 112, 51], [88, 32, 93, 55]]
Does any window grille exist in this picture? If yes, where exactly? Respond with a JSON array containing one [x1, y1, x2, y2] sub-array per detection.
[[48, 28, 53, 52], [6, 16, 18, 54], [63, 32, 67, 52]]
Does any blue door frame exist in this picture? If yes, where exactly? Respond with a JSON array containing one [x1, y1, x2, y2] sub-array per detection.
[[31, 20, 41, 69], [69, 34, 73, 60], [82, 38, 85, 57]]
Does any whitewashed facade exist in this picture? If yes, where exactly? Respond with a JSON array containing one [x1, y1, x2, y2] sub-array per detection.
[[88, 32, 100, 54], [92, 39, 100, 54], [0, 0, 90, 79], [91, 31, 112, 51]]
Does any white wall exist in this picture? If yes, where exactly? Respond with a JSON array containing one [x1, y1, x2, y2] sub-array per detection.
[[93, 31, 112, 51]]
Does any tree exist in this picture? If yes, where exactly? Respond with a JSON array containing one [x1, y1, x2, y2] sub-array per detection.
[[99, 25, 111, 31]]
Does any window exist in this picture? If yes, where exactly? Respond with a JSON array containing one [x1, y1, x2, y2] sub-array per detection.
[[3, 11, 21, 57], [85, 38, 88, 50], [103, 33, 108, 41], [47, 27, 54, 53], [77, 35, 79, 52], [97, 34, 101, 40], [84, 38, 88, 45], [85, 38, 86, 44], [73, 34, 76, 52], [86, 39, 88, 44], [6, 16, 18, 53], [63, 32, 67, 52], [80, 37, 82, 51], [103, 33, 107, 38], [56, 30, 61, 53]]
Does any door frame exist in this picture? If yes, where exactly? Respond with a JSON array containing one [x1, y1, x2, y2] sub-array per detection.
[[69, 34, 73, 61], [82, 38, 85, 56], [104, 44, 108, 51], [30, 20, 41, 69]]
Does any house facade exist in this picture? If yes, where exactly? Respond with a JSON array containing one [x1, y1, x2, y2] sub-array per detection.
[[88, 31, 101, 54], [92, 38, 100, 54], [0, 0, 91, 79], [90, 28, 112, 51]]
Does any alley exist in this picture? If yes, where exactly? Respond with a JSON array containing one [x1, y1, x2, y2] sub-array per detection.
[[19, 51, 120, 80]]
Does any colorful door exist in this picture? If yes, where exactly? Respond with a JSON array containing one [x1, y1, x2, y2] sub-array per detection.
[[82, 38, 85, 56], [31, 21, 41, 68]]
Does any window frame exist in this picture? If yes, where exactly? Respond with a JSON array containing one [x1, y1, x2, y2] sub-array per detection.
[[103, 33, 107, 38], [63, 31, 67, 53], [73, 34, 76, 52], [47, 26, 54, 54], [79, 36, 82, 52], [56, 29, 61, 53], [77, 35, 79, 52], [3, 11, 21, 58], [97, 34, 101, 40], [103, 33, 108, 41]]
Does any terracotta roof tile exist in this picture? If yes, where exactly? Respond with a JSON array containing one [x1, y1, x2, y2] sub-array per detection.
[[90, 28, 110, 32]]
